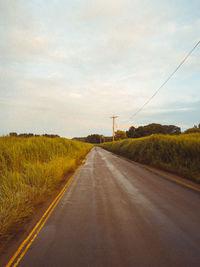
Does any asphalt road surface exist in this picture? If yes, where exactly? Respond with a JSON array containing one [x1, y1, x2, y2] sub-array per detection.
[[16, 147, 200, 267]]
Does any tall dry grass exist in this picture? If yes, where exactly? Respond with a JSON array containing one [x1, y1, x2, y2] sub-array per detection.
[[100, 133, 200, 183], [0, 136, 92, 240]]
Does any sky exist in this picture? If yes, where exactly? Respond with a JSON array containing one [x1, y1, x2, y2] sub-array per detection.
[[0, 0, 200, 138]]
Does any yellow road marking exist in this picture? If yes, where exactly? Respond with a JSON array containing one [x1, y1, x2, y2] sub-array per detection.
[[13, 176, 74, 267], [7, 177, 71, 266], [134, 162, 200, 192], [6, 167, 80, 267]]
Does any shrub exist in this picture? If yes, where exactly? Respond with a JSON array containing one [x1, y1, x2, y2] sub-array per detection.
[[0, 136, 92, 240]]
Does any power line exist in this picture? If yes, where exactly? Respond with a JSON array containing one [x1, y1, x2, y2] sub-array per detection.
[[126, 40, 200, 121]]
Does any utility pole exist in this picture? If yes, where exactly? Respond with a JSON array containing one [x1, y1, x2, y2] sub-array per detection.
[[110, 116, 119, 142]]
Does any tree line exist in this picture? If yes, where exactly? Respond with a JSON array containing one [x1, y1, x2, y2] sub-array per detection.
[[9, 132, 60, 138], [126, 123, 181, 138], [73, 135, 111, 144], [8, 122, 200, 143], [73, 122, 200, 144]]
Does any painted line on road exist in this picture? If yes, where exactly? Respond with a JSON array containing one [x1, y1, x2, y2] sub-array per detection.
[[134, 161, 200, 192], [6, 166, 81, 267]]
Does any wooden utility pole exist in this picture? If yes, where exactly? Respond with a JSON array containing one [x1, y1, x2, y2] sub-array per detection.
[[110, 116, 119, 142]]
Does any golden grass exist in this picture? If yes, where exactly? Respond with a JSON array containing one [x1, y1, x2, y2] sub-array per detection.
[[0, 136, 92, 240], [100, 133, 200, 183]]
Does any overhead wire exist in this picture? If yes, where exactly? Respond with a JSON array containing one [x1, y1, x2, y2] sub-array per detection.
[[120, 40, 200, 124]]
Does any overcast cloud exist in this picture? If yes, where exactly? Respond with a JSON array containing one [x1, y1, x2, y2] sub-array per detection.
[[0, 0, 200, 137]]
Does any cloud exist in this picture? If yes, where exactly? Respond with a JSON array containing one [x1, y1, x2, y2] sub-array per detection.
[[0, 30, 49, 61], [68, 93, 82, 99], [0, 0, 200, 137], [82, 0, 128, 19]]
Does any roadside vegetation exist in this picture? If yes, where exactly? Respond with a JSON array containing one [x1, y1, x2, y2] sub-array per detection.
[[100, 133, 200, 183], [0, 136, 92, 242]]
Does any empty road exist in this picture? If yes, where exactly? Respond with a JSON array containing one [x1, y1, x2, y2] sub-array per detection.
[[9, 147, 200, 266]]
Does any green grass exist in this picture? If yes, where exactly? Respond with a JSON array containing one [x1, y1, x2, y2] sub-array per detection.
[[0, 136, 92, 240], [100, 134, 200, 183]]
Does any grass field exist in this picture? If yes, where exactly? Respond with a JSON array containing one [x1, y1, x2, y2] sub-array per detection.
[[0, 136, 92, 241], [100, 133, 200, 183]]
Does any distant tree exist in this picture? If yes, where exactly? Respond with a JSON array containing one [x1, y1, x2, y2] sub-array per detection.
[[72, 137, 87, 142], [9, 133, 61, 138], [194, 125, 197, 128], [104, 136, 113, 142], [18, 133, 35, 138], [42, 134, 60, 138], [184, 128, 200, 134], [85, 134, 104, 144], [127, 124, 158, 138], [9, 132, 18, 136], [126, 126, 136, 138], [164, 125, 181, 135], [73, 135, 105, 143], [198, 123, 200, 129], [144, 123, 167, 135], [134, 126, 146, 138], [125, 123, 181, 138], [115, 130, 127, 141], [18, 133, 27, 137]]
